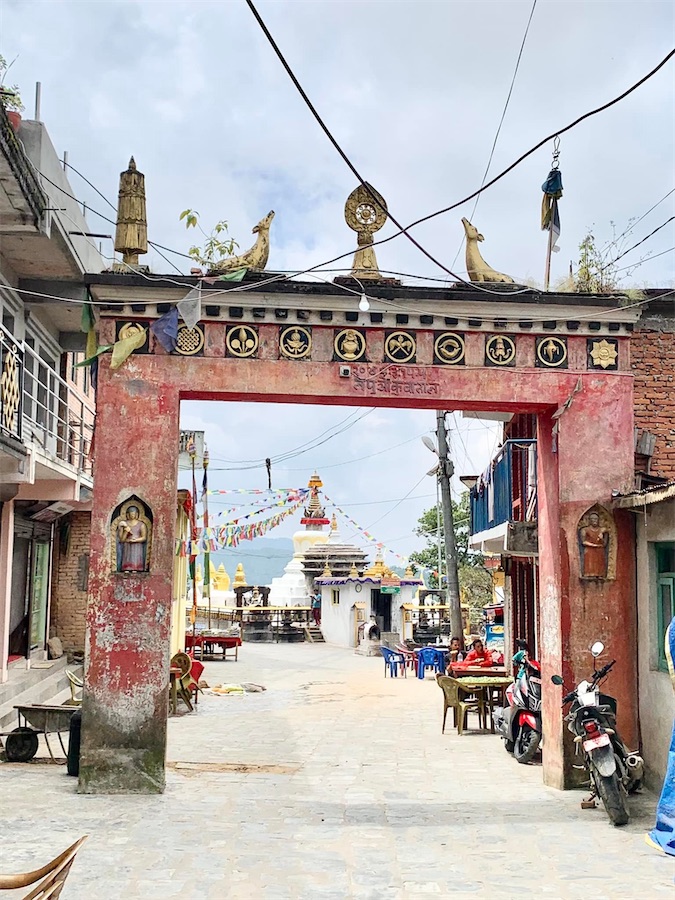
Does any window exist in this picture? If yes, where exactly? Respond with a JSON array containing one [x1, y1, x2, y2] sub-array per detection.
[[656, 543, 675, 673], [331, 588, 340, 606]]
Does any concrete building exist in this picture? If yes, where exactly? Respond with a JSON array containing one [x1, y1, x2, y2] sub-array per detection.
[[0, 102, 102, 681]]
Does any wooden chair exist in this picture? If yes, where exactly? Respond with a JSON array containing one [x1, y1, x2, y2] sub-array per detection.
[[436, 675, 486, 736], [0, 836, 87, 899], [170, 653, 194, 711]]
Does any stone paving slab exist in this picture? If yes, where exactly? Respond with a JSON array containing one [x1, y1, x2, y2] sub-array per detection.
[[0, 642, 672, 899]]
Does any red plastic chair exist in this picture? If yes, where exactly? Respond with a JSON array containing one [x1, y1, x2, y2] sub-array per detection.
[[395, 644, 416, 672]]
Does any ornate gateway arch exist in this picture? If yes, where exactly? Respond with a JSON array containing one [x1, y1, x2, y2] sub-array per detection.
[[80, 272, 640, 794]]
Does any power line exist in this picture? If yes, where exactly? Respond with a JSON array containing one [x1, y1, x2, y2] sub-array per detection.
[[451, 0, 538, 268], [600, 187, 675, 257], [26, 46, 675, 304], [245, 0, 541, 295], [600, 217, 675, 272], [613, 245, 675, 275]]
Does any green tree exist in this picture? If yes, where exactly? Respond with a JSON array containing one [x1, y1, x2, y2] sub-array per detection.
[[409, 494, 493, 620]]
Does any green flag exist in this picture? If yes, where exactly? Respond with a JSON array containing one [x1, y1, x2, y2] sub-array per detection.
[[81, 301, 95, 334], [110, 328, 147, 370], [76, 343, 114, 367], [217, 268, 247, 282]]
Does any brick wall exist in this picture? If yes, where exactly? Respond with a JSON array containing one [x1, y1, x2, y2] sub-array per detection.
[[632, 313, 675, 481], [51, 511, 91, 653]]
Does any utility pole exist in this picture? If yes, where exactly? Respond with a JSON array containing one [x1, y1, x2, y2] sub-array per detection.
[[436, 410, 463, 639]]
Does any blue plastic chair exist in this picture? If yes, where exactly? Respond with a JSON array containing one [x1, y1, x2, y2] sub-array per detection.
[[381, 646, 406, 678], [417, 646, 442, 679]]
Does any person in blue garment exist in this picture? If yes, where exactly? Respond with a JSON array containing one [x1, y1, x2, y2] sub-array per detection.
[[646, 616, 675, 856]]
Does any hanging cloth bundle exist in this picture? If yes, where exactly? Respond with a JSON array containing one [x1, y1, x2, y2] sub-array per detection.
[[541, 167, 563, 253]]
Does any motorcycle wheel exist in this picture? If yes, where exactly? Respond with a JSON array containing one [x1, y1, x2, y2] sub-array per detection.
[[514, 725, 540, 764], [595, 771, 629, 826], [504, 738, 515, 753]]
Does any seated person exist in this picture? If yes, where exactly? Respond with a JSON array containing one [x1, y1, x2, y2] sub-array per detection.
[[463, 638, 495, 668], [445, 636, 465, 673]]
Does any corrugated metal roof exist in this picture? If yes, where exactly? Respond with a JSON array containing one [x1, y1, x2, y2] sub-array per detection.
[[613, 480, 675, 508]]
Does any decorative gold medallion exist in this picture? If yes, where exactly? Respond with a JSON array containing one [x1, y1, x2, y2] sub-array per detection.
[[536, 336, 567, 368], [226, 325, 258, 358], [174, 325, 205, 355], [384, 331, 416, 363], [434, 332, 465, 365], [0, 344, 21, 435], [334, 328, 366, 362], [485, 334, 516, 366], [280, 326, 311, 360], [588, 338, 618, 370], [117, 321, 148, 348]]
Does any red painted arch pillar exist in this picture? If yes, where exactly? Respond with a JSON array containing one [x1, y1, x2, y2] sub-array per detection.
[[79, 373, 180, 793], [538, 375, 637, 789]]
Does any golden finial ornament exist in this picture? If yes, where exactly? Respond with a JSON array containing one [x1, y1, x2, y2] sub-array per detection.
[[322, 561, 332, 577], [349, 562, 359, 578], [331, 514, 338, 532], [114, 157, 148, 270], [344, 184, 387, 280]]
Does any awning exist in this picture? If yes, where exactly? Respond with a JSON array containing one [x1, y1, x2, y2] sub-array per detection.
[[613, 480, 675, 509]]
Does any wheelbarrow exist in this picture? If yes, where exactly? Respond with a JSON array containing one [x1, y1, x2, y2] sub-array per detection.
[[1, 704, 78, 763]]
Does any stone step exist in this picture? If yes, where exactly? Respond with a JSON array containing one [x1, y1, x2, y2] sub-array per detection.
[[1, 657, 68, 702], [305, 626, 325, 643], [0, 663, 81, 732]]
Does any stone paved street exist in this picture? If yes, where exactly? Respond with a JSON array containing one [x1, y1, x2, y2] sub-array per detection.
[[0, 643, 672, 899]]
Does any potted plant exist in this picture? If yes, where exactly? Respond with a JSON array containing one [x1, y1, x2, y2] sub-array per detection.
[[0, 54, 24, 130]]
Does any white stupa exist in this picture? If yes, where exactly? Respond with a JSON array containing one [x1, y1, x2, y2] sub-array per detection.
[[268, 472, 331, 606]]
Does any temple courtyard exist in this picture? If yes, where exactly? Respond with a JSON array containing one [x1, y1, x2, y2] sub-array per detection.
[[0, 643, 671, 899]]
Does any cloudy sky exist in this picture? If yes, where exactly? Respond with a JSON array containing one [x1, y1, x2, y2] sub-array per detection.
[[4, 0, 673, 560]]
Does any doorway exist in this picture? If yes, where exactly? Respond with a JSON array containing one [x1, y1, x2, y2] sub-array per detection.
[[371, 589, 391, 633]]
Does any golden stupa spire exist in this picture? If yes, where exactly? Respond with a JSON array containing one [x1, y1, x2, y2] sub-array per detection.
[[302, 472, 329, 525], [114, 156, 148, 268], [233, 562, 247, 588]]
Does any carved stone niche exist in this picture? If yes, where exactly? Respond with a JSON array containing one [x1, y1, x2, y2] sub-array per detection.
[[577, 504, 617, 581], [110, 496, 153, 575]]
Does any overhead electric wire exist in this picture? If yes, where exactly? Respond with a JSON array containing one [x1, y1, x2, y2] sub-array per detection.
[[600, 187, 675, 258], [612, 245, 675, 274], [244, 0, 543, 294], [208, 409, 375, 471], [28, 44, 674, 306], [599, 217, 675, 272], [451, 0, 538, 268], [241, 15, 674, 285]]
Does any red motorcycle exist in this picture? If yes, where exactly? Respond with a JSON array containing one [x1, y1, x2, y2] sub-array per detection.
[[492, 641, 542, 764]]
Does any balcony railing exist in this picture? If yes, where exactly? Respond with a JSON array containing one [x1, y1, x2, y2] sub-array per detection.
[[22, 343, 94, 477], [470, 439, 537, 535], [0, 322, 24, 442]]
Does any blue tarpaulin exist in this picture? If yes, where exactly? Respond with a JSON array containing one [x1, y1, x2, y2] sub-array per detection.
[[647, 617, 675, 856]]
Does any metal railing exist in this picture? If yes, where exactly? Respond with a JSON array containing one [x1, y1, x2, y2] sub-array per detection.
[[470, 439, 537, 535], [22, 342, 94, 477], [0, 322, 24, 442]]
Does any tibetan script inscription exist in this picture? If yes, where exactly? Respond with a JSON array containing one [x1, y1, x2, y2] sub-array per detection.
[[352, 364, 439, 398]]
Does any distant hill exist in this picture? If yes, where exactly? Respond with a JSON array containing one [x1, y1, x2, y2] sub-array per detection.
[[207, 538, 294, 587]]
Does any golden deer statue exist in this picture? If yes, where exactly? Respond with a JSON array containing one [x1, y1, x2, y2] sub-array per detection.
[[209, 210, 275, 274], [461, 217, 514, 284]]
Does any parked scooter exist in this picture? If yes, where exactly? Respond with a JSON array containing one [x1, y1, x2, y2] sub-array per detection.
[[492, 640, 542, 764], [551, 641, 644, 827]]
